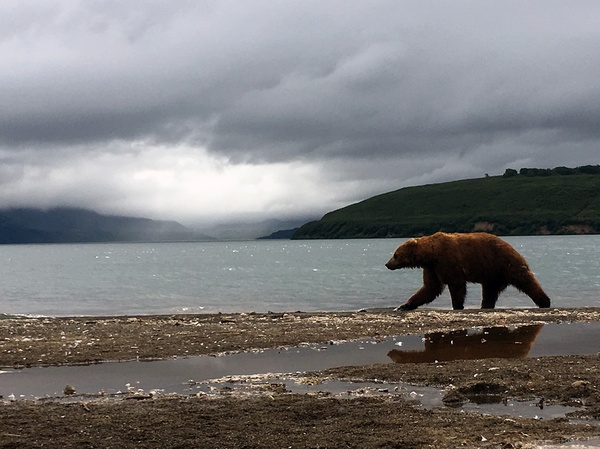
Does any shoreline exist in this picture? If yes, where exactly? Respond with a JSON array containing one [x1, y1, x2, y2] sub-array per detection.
[[1, 307, 600, 368]]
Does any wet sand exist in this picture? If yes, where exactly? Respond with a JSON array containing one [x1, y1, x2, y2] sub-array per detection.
[[1, 308, 600, 448]]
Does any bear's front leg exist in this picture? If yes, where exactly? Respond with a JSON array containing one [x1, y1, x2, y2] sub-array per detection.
[[396, 268, 445, 311]]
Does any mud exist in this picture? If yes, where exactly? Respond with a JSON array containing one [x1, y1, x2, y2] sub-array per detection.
[[1, 308, 600, 448]]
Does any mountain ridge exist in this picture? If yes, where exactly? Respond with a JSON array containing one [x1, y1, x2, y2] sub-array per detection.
[[200, 218, 314, 241], [0, 207, 214, 244]]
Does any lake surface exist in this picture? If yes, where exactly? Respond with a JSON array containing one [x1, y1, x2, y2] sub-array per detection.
[[0, 236, 599, 316]]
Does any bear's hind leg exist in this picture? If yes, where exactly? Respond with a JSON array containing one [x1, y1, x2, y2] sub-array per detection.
[[397, 268, 445, 311], [512, 276, 551, 308], [448, 283, 467, 310], [481, 282, 507, 309]]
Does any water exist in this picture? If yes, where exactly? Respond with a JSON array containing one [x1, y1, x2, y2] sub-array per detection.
[[0, 235, 598, 316]]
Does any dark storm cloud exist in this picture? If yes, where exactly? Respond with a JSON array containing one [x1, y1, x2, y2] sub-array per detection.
[[4, 1, 600, 158], [205, 1, 600, 165], [1, 1, 600, 223]]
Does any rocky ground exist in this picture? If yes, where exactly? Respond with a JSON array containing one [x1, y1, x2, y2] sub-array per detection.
[[1, 308, 599, 448]]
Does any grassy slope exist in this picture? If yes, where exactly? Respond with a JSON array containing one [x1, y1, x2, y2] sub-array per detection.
[[293, 174, 600, 239]]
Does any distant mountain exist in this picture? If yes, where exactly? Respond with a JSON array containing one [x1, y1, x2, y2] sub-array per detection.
[[293, 166, 600, 239], [200, 218, 314, 240], [258, 227, 300, 240], [0, 208, 213, 244]]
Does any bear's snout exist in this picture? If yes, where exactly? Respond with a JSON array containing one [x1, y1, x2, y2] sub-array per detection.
[[385, 260, 396, 270]]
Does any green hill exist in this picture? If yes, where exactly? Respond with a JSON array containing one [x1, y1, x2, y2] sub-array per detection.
[[293, 167, 600, 239]]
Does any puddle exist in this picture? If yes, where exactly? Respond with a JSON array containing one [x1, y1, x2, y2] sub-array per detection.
[[0, 340, 393, 399], [183, 375, 585, 422], [388, 324, 543, 363], [388, 321, 600, 363], [461, 397, 583, 420], [2, 321, 600, 422], [535, 439, 600, 449]]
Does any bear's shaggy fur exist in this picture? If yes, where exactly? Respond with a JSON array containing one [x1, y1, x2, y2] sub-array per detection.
[[385, 232, 551, 310]]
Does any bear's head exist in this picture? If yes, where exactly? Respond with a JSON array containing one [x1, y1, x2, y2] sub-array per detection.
[[385, 238, 422, 270]]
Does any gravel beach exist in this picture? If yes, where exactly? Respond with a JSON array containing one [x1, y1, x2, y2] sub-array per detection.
[[1, 308, 599, 448]]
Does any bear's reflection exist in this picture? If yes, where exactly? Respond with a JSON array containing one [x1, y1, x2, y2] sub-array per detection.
[[388, 324, 543, 364]]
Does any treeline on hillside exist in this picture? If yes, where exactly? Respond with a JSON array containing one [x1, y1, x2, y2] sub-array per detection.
[[504, 165, 600, 177]]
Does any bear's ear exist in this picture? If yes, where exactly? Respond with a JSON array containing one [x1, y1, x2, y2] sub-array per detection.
[[397, 238, 418, 256], [404, 238, 420, 259], [405, 238, 418, 247]]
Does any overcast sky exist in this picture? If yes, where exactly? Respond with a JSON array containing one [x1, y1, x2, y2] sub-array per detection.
[[2, 1, 600, 226]]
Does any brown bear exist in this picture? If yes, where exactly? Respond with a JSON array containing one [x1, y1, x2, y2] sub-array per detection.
[[385, 232, 551, 310]]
